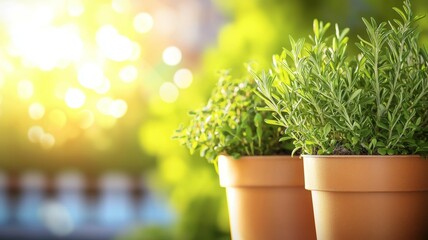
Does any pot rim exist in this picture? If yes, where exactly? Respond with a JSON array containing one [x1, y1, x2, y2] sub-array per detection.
[[218, 155, 305, 187], [302, 154, 424, 158], [303, 155, 428, 192]]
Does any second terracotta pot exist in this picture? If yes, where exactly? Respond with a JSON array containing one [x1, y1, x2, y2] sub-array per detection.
[[304, 155, 428, 240], [218, 155, 316, 240]]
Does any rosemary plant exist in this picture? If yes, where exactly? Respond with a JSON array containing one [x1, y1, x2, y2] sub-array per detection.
[[173, 71, 293, 162], [254, 0, 428, 155]]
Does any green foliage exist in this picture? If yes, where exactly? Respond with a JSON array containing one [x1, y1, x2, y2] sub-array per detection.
[[255, 0, 428, 155], [174, 71, 293, 162]]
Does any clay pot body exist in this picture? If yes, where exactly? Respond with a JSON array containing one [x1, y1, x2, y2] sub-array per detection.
[[218, 155, 316, 240], [303, 155, 428, 240]]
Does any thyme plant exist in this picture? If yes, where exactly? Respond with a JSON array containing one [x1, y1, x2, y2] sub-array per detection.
[[173, 71, 293, 162], [255, 0, 428, 155]]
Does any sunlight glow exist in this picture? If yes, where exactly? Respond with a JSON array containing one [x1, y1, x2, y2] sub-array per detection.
[[18, 80, 34, 100], [162, 46, 182, 66], [96, 25, 136, 62], [77, 63, 104, 90], [0, 0, 193, 148], [159, 82, 179, 103], [96, 97, 128, 118], [110, 99, 128, 118], [173, 68, 193, 89], [9, 24, 83, 70], [97, 97, 113, 115], [65, 88, 86, 109], [93, 77, 111, 94], [119, 65, 138, 83], [28, 102, 45, 120], [67, 0, 85, 17], [134, 13, 154, 33]]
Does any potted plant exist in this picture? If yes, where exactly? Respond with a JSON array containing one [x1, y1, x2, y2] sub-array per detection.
[[173, 71, 316, 240], [254, 1, 428, 239]]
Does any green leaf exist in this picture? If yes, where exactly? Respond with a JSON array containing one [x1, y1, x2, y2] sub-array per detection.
[[265, 119, 284, 126], [348, 89, 362, 103], [351, 137, 359, 145], [392, 7, 406, 21], [313, 19, 319, 38], [378, 148, 387, 155], [254, 113, 263, 127], [279, 136, 293, 142], [245, 127, 253, 139]]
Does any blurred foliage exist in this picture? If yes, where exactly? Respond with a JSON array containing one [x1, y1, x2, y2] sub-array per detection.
[[137, 0, 428, 239], [203, 0, 428, 79], [117, 225, 174, 240]]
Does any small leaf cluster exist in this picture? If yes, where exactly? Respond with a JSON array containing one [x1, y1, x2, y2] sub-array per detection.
[[255, 0, 428, 155], [173, 71, 293, 162]]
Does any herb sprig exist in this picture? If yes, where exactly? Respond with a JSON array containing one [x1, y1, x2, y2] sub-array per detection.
[[174, 71, 293, 162], [254, 0, 428, 155]]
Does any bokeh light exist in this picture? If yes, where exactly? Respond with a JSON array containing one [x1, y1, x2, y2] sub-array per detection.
[[27, 126, 55, 149], [162, 46, 182, 66], [109, 100, 128, 119], [28, 126, 45, 143], [96, 97, 128, 118], [159, 82, 179, 103], [40, 201, 74, 236], [0, 0, 180, 152], [119, 65, 138, 83], [28, 102, 45, 120], [173, 68, 193, 89], [77, 63, 105, 90], [40, 133, 55, 149], [96, 25, 136, 62], [93, 78, 111, 94], [134, 13, 154, 33], [65, 88, 86, 109], [9, 24, 83, 70]]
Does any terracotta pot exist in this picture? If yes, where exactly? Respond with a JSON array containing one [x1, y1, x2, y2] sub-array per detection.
[[303, 155, 428, 240], [218, 155, 316, 240]]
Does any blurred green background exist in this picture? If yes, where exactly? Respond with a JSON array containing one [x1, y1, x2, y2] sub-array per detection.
[[0, 0, 427, 239]]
